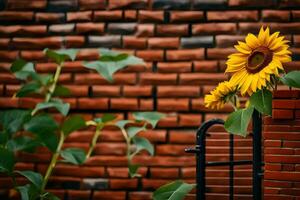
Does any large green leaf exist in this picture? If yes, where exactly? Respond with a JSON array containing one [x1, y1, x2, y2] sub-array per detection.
[[115, 120, 133, 129], [60, 148, 86, 165], [10, 59, 35, 80], [128, 163, 140, 178], [34, 99, 70, 116], [24, 114, 58, 152], [61, 115, 86, 137], [52, 85, 71, 97], [224, 106, 254, 137], [281, 71, 300, 88], [132, 136, 154, 156], [16, 82, 42, 97], [17, 171, 43, 190], [250, 89, 272, 116], [94, 114, 117, 124], [127, 126, 146, 138], [0, 109, 31, 134], [17, 184, 39, 200], [44, 48, 78, 64], [7, 136, 40, 153], [153, 180, 196, 200], [43, 192, 60, 200], [133, 112, 166, 128], [83, 49, 144, 82], [0, 147, 15, 173]]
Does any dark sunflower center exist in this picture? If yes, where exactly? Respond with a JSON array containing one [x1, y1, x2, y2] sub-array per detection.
[[246, 46, 273, 73]]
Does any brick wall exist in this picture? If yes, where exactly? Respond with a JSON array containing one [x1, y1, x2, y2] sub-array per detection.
[[264, 90, 300, 200], [0, 0, 300, 199]]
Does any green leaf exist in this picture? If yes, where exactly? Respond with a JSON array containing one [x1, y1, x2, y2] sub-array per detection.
[[17, 171, 43, 190], [34, 99, 70, 116], [115, 120, 133, 129], [250, 89, 272, 116], [60, 148, 86, 165], [52, 85, 71, 97], [17, 184, 30, 200], [132, 136, 154, 156], [43, 192, 60, 200], [94, 114, 117, 124], [16, 82, 42, 97], [24, 114, 58, 152], [281, 71, 300, 88], [127, 126, 146, 138], [128, 164, 140, 178], [0, 147, 15, 173], [133, 112, 166, 128], [44, 48, 78, 64], [61, 115, 86, 137], [83, 49, 144, 82], [0, 109, 31, 134], [10, 59, 35, 80], [153, 180, 196, 200], [224, 106, 254, 137], [7, 136, 40, 153]]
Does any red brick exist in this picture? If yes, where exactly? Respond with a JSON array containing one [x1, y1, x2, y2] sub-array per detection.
[[135, 24, 154, 37], [76, 22, 104, 34], [264, 132, 300, 141], [292, 10, 300, 21], [170, 11, 204, 23], [239, 22, 300, 34], [0, 97, 19, 108], [136, 50, 163, 61], [273, 90, 300, 99], [0, 25, 47, 36], [139, 10, 164, 22], [6, 0, 47, 10], [108, 0, 147, 9], [93, 191, 126, 200], [157, 115, 178, 128], [0, 11, 33, 21], [78, 0, 106, 10], [65, 36, 85, 48], [265, 155, 300, 164], [75, 73, 136, 85], [193, 23, 236, 35], [273, 109, 294, 120], [148, 37, 179, 49], [194, 61, 218, 72], [157, 98, 189, 111], [124, 10, 137, 21], [283, 141, 300, 148], [169, 130, 195, 144], [0, 51, 18, 61], [264, 147, 295, 155], [67, 11, 92, 22], [180, 73, 227, 85], [123, 86, 152, 97], [273, 100, 296, 109], [265, 140, 282, 147], [140, 73, 177, 85], [92, 86, 120, 97], [110, 98, 138, 110], [77, 98, 108, 110], [156, 25, 189, 36], [68, 190, 90, 200], [166, 49, 204, 61], [207, 48, 236, 59], [150, 168, 179, 178], [229, 0, 276, 7], [11, 37, 62, 49], [139, 99, 153, 110], [265, 171, 300, 182], [264, 180, 293, 188], [157, 86, 200, 97], [207, 11, 258, 21], [262, 10, 290, 22], [123, 36, 147, 49], [179, 114, 202, 127], [129, 192, 152, 200], [20, 51, 45, 61], [265, 163, 282, 171], [94, 11, 123, 21], [109, 179, 138, 189], [157, 62, 192, 73], [64, 85, 88, 97], [215, 35, 244, 47]]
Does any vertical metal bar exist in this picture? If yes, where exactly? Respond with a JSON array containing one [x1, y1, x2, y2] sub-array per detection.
[[229, 133, 234, 200], [252, 109, 262, 200], [197, 129, 206, 200]]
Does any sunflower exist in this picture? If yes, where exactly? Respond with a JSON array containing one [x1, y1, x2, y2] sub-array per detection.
[[226, 26, 291, 96], [204, 81, 238, 110]]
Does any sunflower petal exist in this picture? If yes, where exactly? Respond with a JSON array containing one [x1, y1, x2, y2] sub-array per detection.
[[245, 33, 260, 49]]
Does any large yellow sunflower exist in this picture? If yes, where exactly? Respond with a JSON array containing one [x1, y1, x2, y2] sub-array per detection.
[[226, 26, 291, 96], [204, 81, 238, 110]]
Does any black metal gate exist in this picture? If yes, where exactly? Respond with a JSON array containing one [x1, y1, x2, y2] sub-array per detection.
[[185, 109, 263, 200]]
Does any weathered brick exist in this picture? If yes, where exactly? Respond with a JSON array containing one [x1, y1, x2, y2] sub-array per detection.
[[94, 11, 123, 21], [193, 23, 236, 35], [77, 98, 108, 110], [136, 50, 164, 61], [76, 23, 104, 34], [78, 0, 106, 10], [107, 23, 137, 35], [194, 61, 218, 72], [65, 36, 85, 48], [280, 0, 300, 8], [11, 37, 63, 49], [92, 86, 120, 97], [157, 86, 200, 97], [88, 36, 121, 48], [109, 0, 148, 10], [0, 25, 47, 36], [180, 73, 227, 85], [207, 11, 258, 21], [152, 0, 191, 10], [262, 10, 290, 22], [170, 11, 204, 22], [181, 36, 214, 48], [156, 25, 188, 36], [157, 62, 192, 73], [193, 0, 227, 9], [166, 49, 204, 61], [215, 35, 244, 47], [149, 37, 179, 49], [35, 12, 65, 23], [0, 11, 33, 21], [49, 24, 75, 34], [111, 98, 138, 110], [272, 109, 294, 120], [239, 23, 300, 34], [207, 48, 236, 59], [123, 36, 146, 49], [6, 0, 47, 10], [67, 11, 92, 22], [229, 0, 276, 7], [140, 73, 177, 85], [135, 24, 154, 37], [48, 0, 78, 12], [292, 11, 300, 21], [94, 191, 126, 200], [123, 86, 152, 97], [139, 10, 164, 22], [157, 98, 189, 111], [124, 10, 137, 21]]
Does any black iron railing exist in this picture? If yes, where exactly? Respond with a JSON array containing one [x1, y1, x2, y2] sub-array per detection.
[[185, 109, 263, 200]]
